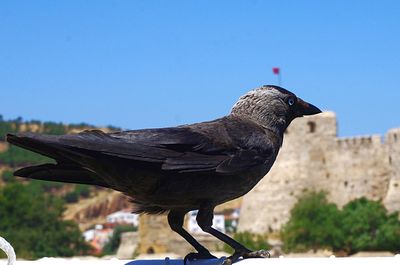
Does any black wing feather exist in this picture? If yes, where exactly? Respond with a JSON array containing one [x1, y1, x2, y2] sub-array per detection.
[[7, 121, 274, 176]]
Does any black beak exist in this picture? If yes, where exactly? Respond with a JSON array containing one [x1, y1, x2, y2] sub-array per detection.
[[297, 98, 322, 116]]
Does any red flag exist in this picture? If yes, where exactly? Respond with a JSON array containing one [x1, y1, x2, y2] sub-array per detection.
[[272, 67, 280, 75]]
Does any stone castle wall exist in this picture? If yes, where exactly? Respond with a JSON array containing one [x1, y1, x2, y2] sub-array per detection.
[[384, 128, 400, 212], [238, 112, 400, 233]]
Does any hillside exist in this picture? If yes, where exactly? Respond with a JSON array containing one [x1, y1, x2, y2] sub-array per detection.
[[0, 115, 123, 228]]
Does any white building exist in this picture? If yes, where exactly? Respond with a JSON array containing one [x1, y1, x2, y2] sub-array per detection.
[[83, 224, 114, 252], [187, 211, 225, 234], [106, 210, 139, 227]]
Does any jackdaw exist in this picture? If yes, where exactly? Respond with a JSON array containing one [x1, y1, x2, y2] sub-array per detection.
[[7, 85, 321, 264]]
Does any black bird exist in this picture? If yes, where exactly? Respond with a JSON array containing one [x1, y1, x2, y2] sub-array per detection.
[[7, 85, 321, 264]]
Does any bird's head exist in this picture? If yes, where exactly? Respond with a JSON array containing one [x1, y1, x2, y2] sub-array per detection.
[[230, 85, 321, 135]]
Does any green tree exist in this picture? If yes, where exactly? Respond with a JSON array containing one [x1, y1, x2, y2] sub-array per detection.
[[281, 192, 400, 255], [1, 170, 15, 183], [0, 145, 53, 166], [0, 121, 16, 140], [64, 191, 79, 203], [75, 184, 90, 198], [281, 191, 344, 252], [341, 198, 400, 254], [64, 185, 91, 203], [42, 122, 66, 135], [0, 182, 90, 259]]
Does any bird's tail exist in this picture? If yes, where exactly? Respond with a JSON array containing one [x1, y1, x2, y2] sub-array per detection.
[[14, 163, 109, 187], [7, 133, 66, 161], [6, 133, 109, 187]]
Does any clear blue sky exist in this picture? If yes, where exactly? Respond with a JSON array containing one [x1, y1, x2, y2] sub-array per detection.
[[1, 1, 399, 137]]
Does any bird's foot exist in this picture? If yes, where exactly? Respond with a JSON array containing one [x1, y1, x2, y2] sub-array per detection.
[[184, 251, 217, 265], [242, 249, 271, 259], [222, 249, 270, 265]]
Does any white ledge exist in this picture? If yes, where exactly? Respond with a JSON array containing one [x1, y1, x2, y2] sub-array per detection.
[[3, 256, 399, 265]]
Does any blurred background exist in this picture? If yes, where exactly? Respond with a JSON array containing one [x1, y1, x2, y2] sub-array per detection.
[[0, 0, 400, 260]]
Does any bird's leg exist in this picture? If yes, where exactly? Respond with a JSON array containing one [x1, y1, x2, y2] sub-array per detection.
[[167, 210, 216, 264], [196, 207, 270, 265]]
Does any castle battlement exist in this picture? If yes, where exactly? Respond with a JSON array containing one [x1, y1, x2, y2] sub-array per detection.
[[386, 128, 400, 144], [336, 135, 382, 148]]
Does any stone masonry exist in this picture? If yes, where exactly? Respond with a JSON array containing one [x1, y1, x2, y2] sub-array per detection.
[[138, 214, 224, 256], [238, 112, 400, 233]]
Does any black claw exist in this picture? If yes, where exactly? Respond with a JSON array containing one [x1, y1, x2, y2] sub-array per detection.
[[222, 249, 270, 265], [242, 249, 271, 259], [184, 251, 217, 265], [221, 259, 232, 265], [222, 252, 241, 265]]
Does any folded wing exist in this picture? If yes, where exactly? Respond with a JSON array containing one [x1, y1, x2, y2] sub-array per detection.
[[7, 122, 273, 183]]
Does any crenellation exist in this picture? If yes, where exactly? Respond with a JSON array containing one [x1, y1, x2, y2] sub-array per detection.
[[386, 128, 400, 143], [238, 112, 399, 234], [336, 135, 381, 149]]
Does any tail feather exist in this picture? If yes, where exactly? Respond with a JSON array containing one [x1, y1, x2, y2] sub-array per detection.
[[14, 163, 110, 187], [7, 133, 65, 161], [7, 133, 110, 188]]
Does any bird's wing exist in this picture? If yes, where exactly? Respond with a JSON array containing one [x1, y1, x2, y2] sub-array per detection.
[[111, 126, 275, 174], [8, 124, 274, 174], [104, 128, 234, 172]]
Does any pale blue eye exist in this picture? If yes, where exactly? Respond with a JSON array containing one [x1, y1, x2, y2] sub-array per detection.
[[288, 98, 295, 106]]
